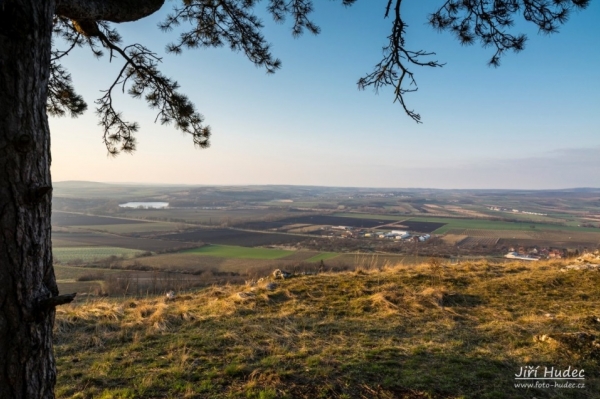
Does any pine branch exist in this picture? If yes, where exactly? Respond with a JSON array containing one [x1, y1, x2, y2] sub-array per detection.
[[47, 61, 88, 117], [47, 17, 88, 117], [429, 0, 590, 67], [360, 0, 589, 122], [91, 22, 210, 155], [358, 0, 444, 123]]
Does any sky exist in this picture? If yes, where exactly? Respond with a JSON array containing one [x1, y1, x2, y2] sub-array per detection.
[[50, 0, 600, 189]]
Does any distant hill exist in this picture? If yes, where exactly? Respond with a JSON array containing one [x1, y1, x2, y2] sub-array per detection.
[[54, 180, 112, 188], [53, 181, 600, 192]]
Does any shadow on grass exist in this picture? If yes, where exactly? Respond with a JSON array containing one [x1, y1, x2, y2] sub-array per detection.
[[441, 293, 483, 307]]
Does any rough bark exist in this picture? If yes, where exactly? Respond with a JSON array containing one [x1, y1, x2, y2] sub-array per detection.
[[0, 1, 59, 398]]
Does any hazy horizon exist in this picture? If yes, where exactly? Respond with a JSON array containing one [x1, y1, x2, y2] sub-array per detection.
[[50, 2, 600, 190], [53, 179, 600, 192]]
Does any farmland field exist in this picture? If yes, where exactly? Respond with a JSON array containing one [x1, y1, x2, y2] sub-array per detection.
[[280, 251, 321, 261], [498, 230, 600, 247], [54, 265, 122, 281], [76, 222, 183, 234], [51, 237, 96, 247], [456, 237, 500, 247], [498, 237, 600, 248], [443, 228, 600, 245], [407, 216, 600, 234], [333, 212, 406, 221], [120, 253, 228, 272], [118, 253, 304, 274], [155, 228, 310, 247], [53, 247, 144, 263], [529, 230, 600, 242], [52, 211, 186, 234], [237, 215, 395, 230], [52, 231, 192, 251], [117, 207, 292, 224], [305, 252, 339, 262], [378, 220, 447, 233], [282, 224, 327, 233], [484, 210, 569, 224], [56, 281, 102, 295], [48, 183, 600, 264], [182, 245, 293, 259], [331, 213, 447, 232], [52, 211, 149, 226], [446, 229, 535, 239]]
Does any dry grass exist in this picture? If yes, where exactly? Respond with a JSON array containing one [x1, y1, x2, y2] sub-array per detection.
[[55, 258, 600, 398]]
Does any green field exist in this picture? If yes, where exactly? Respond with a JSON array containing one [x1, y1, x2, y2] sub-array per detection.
[[305, 252, 339, 262], [463, 206, 564, 223], [182, 245, 294, 259], [53, 247, 145, 263], [405, 216, 600, 234], [333, 212, 600, 235]]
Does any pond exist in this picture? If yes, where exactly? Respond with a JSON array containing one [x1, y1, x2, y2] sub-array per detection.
[[119, 202, 169, 209]]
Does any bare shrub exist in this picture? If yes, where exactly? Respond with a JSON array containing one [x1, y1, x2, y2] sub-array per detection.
[[428, 257, 444, 287]]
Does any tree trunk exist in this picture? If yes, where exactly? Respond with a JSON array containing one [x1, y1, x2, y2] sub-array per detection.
[[0, 1, 59, 398]]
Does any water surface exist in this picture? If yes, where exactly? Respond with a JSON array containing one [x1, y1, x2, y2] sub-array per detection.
[[119, 202, 169, 209]]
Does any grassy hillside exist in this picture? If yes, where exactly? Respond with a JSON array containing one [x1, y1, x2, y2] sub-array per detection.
[[54, 258, 600, 398]]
